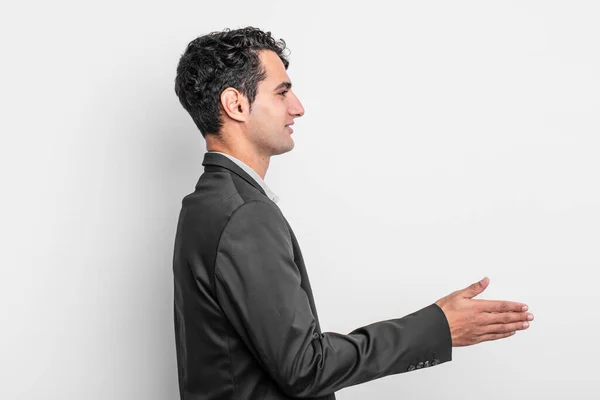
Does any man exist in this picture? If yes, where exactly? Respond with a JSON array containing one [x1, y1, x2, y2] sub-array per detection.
[[172, 26, 534, 400]]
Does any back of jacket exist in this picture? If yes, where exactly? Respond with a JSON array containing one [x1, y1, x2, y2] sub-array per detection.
[[173, 152, 453, 400]]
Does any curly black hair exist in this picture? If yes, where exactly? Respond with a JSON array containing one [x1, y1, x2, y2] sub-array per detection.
[[174, 26, 290, 138]]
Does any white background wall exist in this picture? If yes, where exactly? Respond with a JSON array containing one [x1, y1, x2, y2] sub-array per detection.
[[1, 1, 599, 399]]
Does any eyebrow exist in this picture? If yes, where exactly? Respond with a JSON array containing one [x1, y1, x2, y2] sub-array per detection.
[[273, 81, 292, 92]]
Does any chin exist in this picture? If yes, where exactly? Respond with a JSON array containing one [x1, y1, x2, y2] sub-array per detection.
[[271, 141, 294, 156]]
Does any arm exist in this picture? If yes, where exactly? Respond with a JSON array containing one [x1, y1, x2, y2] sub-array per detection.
[[214, 200, 452, 398]]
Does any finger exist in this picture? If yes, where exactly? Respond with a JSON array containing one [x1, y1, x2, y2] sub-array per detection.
[[477, 320, 530, 336], [461, 277, 490, 299], [485, 311, 534, 325], [473, 331, 516, 344], [475, 299, 528, 313]]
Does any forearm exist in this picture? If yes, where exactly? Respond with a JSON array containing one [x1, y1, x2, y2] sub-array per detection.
[[273, 303, 452, 397]]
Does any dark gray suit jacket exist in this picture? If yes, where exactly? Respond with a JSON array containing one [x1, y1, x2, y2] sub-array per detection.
[[173, 152, 452, 400]]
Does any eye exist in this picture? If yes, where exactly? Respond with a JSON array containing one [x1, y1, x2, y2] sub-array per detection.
[[278, 90, 289, 97]]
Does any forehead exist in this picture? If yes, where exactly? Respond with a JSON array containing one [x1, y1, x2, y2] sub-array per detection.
[[258, 50, 289, 84]]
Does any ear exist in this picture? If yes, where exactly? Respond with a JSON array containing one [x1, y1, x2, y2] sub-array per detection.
[[220, 88, 248, 123]]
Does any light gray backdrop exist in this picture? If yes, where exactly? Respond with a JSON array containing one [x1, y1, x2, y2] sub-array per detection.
[[1, 0, 598, 399]]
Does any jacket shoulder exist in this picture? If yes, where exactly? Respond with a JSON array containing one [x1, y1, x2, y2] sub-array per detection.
[[175, 170, 280, 294]]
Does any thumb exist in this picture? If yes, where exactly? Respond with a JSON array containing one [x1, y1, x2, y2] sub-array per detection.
[[462, 276, 489, 299]]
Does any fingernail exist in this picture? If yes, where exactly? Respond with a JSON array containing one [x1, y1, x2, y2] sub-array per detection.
[[527, 314, 534, 321], [522, 305, 528, 311], [523, 322, 530, 328]]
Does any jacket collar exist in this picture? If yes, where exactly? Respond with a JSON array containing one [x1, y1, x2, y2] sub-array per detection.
[[201, 151, 268, 197]]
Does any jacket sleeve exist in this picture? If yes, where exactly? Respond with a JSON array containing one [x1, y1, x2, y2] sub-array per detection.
[[214, 200, 452, 398]]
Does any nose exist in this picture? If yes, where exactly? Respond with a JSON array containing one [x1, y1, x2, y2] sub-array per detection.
[[290, 92, 305, 118]]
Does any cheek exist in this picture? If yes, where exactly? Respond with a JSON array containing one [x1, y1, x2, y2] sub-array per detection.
[[250, 99, 287, 128], [254, 102, 277, 119], [263, 105, 287, 127]]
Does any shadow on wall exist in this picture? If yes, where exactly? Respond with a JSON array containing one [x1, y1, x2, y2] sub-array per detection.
[[86, 58, 205, 397]]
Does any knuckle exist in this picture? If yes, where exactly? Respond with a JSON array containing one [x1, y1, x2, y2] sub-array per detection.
[[490, 324, 511, 334], [481, 325, 493, 335], [476, 313, 489, 326]]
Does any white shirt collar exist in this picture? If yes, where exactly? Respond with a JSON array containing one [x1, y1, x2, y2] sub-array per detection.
[[207, 151, 280, 204]]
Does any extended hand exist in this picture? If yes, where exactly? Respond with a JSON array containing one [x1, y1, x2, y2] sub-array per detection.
[[435, 277, 534, 347]]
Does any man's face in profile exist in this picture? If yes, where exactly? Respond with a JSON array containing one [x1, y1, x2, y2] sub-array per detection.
[[245, 50, 305, 157]]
